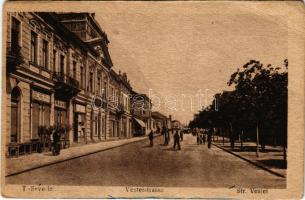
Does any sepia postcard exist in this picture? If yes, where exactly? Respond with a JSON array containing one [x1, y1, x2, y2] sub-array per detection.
[[1, 1, 304, 199]]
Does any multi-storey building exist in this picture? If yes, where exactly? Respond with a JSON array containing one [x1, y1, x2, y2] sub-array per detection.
[[108, 70, 133, 139], [4, 12, 131, 156], [131, 92, 152, 136]]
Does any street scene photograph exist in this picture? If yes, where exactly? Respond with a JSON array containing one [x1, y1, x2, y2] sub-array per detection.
[[3, 2, 301, 198]]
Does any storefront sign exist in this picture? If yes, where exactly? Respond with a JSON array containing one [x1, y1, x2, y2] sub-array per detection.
[[75, 104, 86, 113], [32, 90, 50, 103]]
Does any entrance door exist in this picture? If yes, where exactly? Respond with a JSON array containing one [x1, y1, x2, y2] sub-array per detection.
[[73, 113, 78, 143]]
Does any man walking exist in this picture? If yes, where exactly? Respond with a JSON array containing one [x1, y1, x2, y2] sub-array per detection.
[[180, 130, 183, 141], [162, 126, 168, 145], [173, 130, 181, 150], [203, 129, 207, 144], [149, 130, 154, 146]]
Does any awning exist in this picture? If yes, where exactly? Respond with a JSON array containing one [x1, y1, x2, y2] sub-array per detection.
[[134, 118, 146, 128]]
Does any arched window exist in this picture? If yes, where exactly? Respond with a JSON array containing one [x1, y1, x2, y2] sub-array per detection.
[[11, 87, 21, 143]]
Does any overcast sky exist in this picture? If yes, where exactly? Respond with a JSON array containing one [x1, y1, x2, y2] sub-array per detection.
[[95, 3, 288, 124]]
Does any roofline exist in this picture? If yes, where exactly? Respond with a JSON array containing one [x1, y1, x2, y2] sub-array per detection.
[[38, 12, 99, 57]]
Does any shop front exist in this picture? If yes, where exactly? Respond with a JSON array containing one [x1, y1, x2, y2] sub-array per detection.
[[73, 103, 86, 143]]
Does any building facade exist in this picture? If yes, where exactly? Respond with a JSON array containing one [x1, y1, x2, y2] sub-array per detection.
[[151, 111, 171, 133], [131, 92, 152, 136], [4, 12, 133, 156]]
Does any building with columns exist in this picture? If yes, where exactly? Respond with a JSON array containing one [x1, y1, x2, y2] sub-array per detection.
[[4, 12, 134, 157]]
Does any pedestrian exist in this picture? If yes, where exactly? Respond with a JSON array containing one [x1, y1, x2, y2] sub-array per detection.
[[173, 130, 181, 150], [180, 130, 183, 141], [196, 130, 200, 145], [162, 126, 168, 145], [203, 129, 207, 145], [52, 129, 61, 155], [148, 130, 154, 146]]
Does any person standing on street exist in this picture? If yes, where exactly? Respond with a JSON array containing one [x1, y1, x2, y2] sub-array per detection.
[[162, 126, 168, 145], [52, 129, 61, 156], [173, 130, 181, 150], [149, 130, 154, 146], [203, 129, 207, 145], [180, 130, 183, 141], [196, 129, 200, 145]]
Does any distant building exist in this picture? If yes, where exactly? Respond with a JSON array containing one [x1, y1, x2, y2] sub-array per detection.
[[151, 111, 171, 133], [171, 120, 181, 130]]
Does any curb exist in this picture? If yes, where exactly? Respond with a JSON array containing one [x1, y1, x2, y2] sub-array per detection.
[[6, 135, 160, 177], [213, 143, 286, 178]]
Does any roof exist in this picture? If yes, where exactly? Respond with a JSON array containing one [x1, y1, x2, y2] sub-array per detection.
[[152, 111, 168, 120], [38, 12, 99, 57]]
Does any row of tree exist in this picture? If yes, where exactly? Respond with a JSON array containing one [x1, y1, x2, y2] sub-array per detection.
[[189, 59, 288, 160]]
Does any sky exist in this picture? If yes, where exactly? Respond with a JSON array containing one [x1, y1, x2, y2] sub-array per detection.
[[95, 3, 288, 124]]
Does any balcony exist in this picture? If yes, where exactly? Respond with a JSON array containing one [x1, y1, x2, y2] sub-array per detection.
[[6, 42, 24, 73], [52, 72, 80, 100]]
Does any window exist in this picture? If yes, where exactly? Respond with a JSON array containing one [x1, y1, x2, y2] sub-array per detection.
[[110, 87, 114, 102], [60, 55, 65, 74], [97, 77, 101, 95], [42, 40, 48, 69], [89, 72, 93, 92], [30, 31, 37, 63], [80, 66, 84, 89], [11, 87, 20, 142], [73, 61, 77, 79], [102, 82, 107, 99], [11, 17, 20, 52], [53, 50, 57, 72], [32, 102, 51, 139], [54, 108, 67, 126]]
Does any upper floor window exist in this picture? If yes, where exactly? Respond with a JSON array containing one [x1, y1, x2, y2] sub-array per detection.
[[42, 39, 48, 69], [89, 72, 93, 92], [72, 61, 77, 79], [53, 50, 57, 72], [60, 55, 65, 74], [102, 81, 107, 99], [30, 31, 38, 64], [11, 17, 20, 51], [97, 77, 101, 95], [80, 66, 84, 89]]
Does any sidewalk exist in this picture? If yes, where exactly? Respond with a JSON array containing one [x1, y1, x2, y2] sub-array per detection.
[[213, 137, 286, 178], [5, 135, 156, 177]]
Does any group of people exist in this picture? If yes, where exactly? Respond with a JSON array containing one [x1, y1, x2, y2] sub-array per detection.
[[148, 126, 183, 151], [196, 128, 213, 148]]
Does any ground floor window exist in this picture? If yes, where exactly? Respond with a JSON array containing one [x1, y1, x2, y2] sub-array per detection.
[[32, 102, 51, 139], [122, 118, 127, 137], [102, 115, 106, 138], [109, 120, 114, 137], [11, 87, 21, 143], [54, 108, 67, 127], [110, 119, 119, 137]]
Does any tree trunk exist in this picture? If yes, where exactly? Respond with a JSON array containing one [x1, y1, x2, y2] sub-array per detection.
[[229, 123, 234, 149], [256, 123, 259, 157]]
